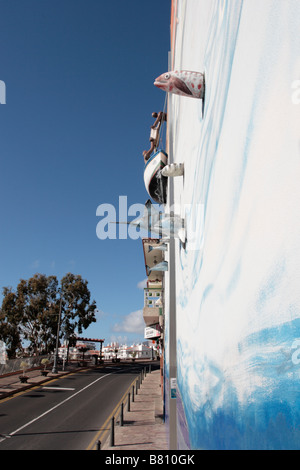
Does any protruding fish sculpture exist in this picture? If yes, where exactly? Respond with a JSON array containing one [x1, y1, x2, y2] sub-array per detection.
[[112, 199, 186, 244], [146, 261, 168, 273], [148, 243, 168, 253], [154, 70, 205, 99]]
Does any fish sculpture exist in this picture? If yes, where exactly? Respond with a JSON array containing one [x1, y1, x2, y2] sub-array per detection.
[[112, 199, 186, 244], [148, 243, 168, 253], [154, 70, 205, 99], [147, 261, 168, 273]]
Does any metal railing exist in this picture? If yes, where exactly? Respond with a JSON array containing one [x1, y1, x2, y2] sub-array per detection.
[[0, 355, 52, 376]]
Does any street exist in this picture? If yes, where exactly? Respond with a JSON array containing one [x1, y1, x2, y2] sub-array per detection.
[[0, 363, 151, 450]]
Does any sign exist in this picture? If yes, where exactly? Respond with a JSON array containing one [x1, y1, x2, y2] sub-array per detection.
[[144, 324, 161, 339], [170, 378, 177, 399]]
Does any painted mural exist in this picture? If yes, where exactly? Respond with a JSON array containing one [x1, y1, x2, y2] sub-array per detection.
[[166, 0, 300, 449]]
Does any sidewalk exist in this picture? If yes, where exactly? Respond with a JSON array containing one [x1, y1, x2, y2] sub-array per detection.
[[0, 364, 81, 399], [101, 368, 168, 450]]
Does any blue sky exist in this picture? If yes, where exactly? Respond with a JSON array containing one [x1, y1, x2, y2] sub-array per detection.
[[0, 0, 171, 345]]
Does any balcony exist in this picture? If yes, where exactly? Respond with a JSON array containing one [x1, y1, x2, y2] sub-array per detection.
[[143, 306, 161, 326], [143, 287, 163, 326], [142, 238, 166, 284]]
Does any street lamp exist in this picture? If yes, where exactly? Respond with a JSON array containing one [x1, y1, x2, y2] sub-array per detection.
[[51, 288, 76, 374], [52, 290, 63, 374]]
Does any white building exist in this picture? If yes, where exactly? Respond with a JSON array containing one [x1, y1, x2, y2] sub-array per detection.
[[58, 340, 96, 361], [102, 343, 156, 360]]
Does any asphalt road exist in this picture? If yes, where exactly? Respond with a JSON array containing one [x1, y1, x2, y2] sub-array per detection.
[[0, 362, 150, 450]]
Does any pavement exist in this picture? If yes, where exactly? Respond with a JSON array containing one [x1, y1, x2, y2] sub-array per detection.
[[0, 363, 82, 399], [0, 361, 168, 451], [100, 367, 168, 451]]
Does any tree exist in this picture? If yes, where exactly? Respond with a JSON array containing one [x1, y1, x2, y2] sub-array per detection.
[[0, 273, 97, 358], [59, 273, 97, 340], [0, 289, 22, 358], [78, 346, 89, 362], [18, 274, 59, 355]]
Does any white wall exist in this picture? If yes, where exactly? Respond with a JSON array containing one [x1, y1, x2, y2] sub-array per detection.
[[167, 0, 300, 450]]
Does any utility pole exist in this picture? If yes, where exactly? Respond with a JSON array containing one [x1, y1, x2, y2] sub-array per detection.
[[52, 290, 63, 374], [167, 52, 177, 450]]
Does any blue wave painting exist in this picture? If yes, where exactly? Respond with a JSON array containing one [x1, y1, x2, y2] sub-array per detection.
[[167, 0, 300, 450]]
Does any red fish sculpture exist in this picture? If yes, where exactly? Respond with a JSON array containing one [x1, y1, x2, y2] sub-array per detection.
[[154, 70, 205, 99]]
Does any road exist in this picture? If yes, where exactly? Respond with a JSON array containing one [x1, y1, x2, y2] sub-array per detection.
[[0, 362, 152, 450]]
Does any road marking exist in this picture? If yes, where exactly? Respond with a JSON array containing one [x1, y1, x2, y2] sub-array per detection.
[[0, 370, 84, 404], [0, 372, 113, 444], [86, 375, 139, 451], [42, 386, 75, 391]]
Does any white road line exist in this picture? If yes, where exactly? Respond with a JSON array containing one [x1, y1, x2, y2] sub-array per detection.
[[0, 372, 113, 444]]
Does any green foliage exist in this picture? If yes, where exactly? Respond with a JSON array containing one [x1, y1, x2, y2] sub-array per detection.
[[41, 358, 50, 367], [0, 273, 97, 358]]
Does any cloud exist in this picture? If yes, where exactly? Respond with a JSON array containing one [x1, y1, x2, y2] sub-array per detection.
[[112, 310, 144, 334], [137, 278, 147, 290], [31, 259, 40, 269], [94, 309, 108, 321], [109, 334, 130, 345]]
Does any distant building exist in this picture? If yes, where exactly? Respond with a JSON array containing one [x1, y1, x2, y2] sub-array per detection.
[[102, 342, 157, 360], [58, 340, 96, 361]]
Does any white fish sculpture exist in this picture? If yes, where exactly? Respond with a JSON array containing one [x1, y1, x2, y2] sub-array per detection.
[[148, 243, 168, 253], [113, 199, 186, 244], [154, 70, 205, 99], [161, 163, 184, 178], [147, 261, 168, 273]]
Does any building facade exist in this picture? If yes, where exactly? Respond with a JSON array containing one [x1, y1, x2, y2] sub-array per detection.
[[149, 0, 300, 451], [102, 343, 156, 360]]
